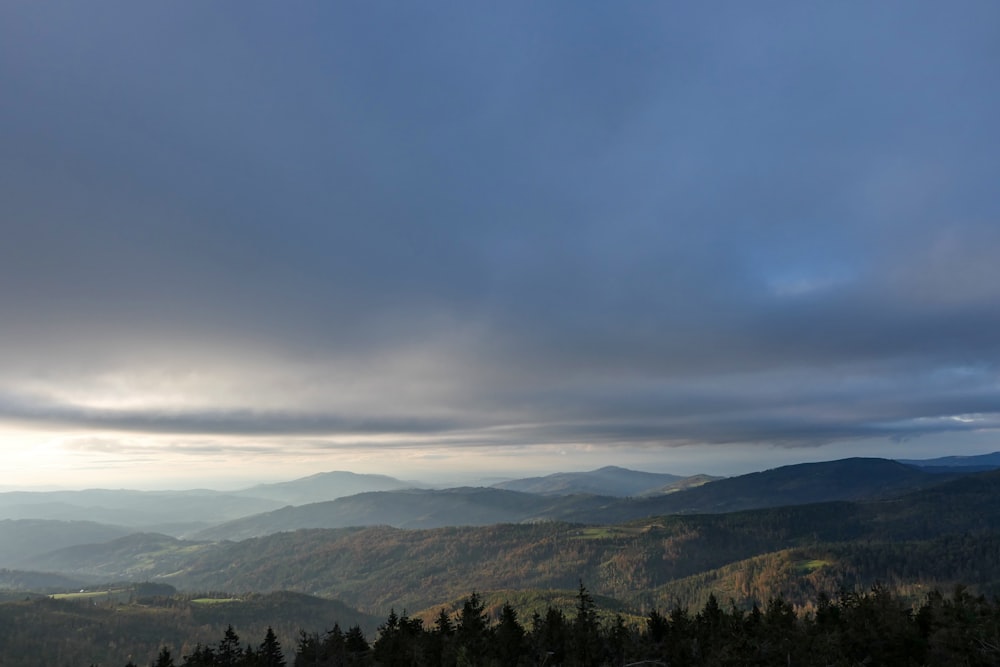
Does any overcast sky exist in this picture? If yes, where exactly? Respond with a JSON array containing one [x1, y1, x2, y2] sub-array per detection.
[[2, 2, 999, 489]]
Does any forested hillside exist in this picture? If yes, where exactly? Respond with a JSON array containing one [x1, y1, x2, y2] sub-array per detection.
[[0, 588, 378, 667], [192, 488, 616, 541], [17, 470, 1000, 616], [4, 585, 1000, 666]]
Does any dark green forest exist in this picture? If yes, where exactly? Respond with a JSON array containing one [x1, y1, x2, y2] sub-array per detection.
[[0, 590, 377, 667], [299, 585, 1000, 667], [18, 585, 999, 667]]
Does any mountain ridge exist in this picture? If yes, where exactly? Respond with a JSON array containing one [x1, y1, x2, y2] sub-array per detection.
[[194, 457, 956, 540], [490, 465, 695, 496], [238, 470, 416, 505], [23, 468, 1000, 614], [897, 450, 1000, 471]]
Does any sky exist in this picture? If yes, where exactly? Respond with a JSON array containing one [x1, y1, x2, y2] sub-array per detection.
[[2, 2, 1000, 489]]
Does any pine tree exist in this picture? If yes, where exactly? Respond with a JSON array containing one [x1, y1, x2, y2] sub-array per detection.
[[457, 592, 488, 642], [572, 581, 602, 667], [259, 627, 286, 667], [319, 623, 345, 666], [182, 643, 215, 667], [435, 609, 455, 637], [344, 625, 369, 656], [373, 609, 423, 667], [606, 614, 630, 667], [152, 646, 174, 667], [216, 625, 244, 667], [456, 592, 490, 666], [494, 602, 526, 667], [532, 606, 567, 667], [427, 610, 456, 667], [292, 631, 321, 667]]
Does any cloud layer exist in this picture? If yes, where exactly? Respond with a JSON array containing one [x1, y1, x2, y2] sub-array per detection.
[[1, 3, 999, 482]]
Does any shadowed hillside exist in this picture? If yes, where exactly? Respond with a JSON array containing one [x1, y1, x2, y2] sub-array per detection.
[[0, 589, 378, 667], [491, 466, 692, 496], [0, 519, 132, 568]]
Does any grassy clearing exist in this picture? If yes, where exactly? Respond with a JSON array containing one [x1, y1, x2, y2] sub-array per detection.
[[570, 526, 637, 540], [795, 559, 831, 573], [51, 588, 129, 601], [191, 597, 240, 605]]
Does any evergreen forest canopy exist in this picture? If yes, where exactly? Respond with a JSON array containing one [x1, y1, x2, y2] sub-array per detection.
[[264, 584, 1000, 667], [7, 585, 1000, 667]]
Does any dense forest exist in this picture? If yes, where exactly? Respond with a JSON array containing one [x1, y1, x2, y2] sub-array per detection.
[[30, 585, 1000, 667], [301, 585, 1000, 667], [0, 590, 378, 667]]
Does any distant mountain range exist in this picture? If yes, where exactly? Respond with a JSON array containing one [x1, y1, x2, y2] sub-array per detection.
[[191, 457, 954, 540], [2, 453, 994, 540], [490, 465, 719, 496], [0, 471, 418, 538], [1, 454, 995, 570], [898, 450, 1000, 472], [0, 490, 284, 536], [0, 519, 131, 566], [618, 457, 945, 516], [237, 470, 418, 505], [16, 467, 1000, 615]]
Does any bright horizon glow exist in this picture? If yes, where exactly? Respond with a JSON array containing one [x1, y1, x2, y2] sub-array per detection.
[[4, 425, 997, 492]]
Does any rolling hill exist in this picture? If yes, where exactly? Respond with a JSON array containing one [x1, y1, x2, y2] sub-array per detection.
[[0, 519, 133, 568], [192, 487, 620, 541], [0, 489, 284, 537], [0, 570, 94, 597], [898, 450, 1000, 473], [490, 466, 697, 496], [22, 469, 1000, 615], [0, 472, 420, 537], [194, 457, 957, 540], [237, 470, 417, 505], [603, 457, 950, 518]]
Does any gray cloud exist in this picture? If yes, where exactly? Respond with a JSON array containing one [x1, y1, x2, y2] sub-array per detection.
[[1, 2, 999, 479], [0, 390, 465, 437]]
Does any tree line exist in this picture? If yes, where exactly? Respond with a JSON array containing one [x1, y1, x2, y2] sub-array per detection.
[[131, 583, 1000, 667]]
